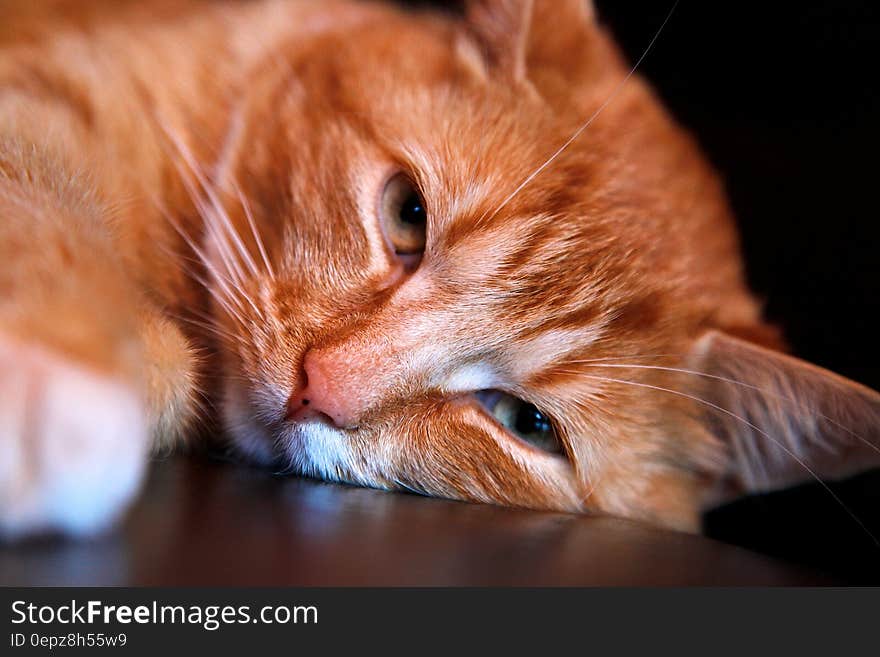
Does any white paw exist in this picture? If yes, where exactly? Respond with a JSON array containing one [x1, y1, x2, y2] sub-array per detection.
[[0, 337, 148, 538]]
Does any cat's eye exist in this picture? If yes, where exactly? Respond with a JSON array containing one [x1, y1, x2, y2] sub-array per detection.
[[380, 173, 427, 259], [474, 390, 563, 455]]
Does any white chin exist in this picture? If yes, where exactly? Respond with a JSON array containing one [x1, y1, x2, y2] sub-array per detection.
[[281, 421, 362, 484]]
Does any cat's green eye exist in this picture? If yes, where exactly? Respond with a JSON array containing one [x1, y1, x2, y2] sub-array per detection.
[[380, 173, 427, 257], [474, 390, 563, 455]]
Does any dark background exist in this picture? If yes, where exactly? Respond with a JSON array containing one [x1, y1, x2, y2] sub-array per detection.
[[404, 0, 880, 583]]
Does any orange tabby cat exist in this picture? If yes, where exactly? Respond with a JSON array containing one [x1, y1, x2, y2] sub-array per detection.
[[0, 0, 877, 537]]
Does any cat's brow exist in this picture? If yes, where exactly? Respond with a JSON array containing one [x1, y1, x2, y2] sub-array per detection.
[[511, 327, 607, 381], [480, 0, 681, 227]]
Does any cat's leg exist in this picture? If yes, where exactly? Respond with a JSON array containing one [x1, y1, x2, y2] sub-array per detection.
[[141, 311, 203, 455], [0, 334, 147, 537], [0, 138, 199, 537]]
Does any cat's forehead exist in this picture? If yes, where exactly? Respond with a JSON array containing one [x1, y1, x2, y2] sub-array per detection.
[[270, 9, 709, 359], [287, 9, 607, 226]]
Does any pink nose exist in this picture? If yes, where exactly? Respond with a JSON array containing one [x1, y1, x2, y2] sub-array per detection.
[[286, 351, 360, 429]]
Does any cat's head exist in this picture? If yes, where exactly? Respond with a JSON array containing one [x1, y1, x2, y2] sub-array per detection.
[[206, 0, 879, 532]]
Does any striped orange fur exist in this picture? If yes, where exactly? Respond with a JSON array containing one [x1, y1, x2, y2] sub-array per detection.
[[0, 0, 876, 536]]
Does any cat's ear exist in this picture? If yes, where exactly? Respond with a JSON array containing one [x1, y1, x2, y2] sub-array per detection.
[[464, 0, 534, 80], [464, 0, 595, 82], [685, 330, 880, 505]]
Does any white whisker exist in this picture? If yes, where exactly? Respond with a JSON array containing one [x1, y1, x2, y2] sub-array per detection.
[[158, 120, 261, 282], [167, 311, 248, 348], [155, 198, 251, 318], [168, 153, 249, 288], [232, 180, 275, 278]]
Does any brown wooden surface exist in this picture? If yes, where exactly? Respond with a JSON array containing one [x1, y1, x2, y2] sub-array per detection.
[[0, 456, 830, 585]]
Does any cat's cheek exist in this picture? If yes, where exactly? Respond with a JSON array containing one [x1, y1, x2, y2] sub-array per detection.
[[220, 383, 278, 466], [456, 400, 581, 494], [589, 465, 706, 533], [388, 402, 585, 512]]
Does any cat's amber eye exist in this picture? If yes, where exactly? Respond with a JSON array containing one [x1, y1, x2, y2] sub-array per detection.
[[380, 173, 427, 259], [474, 390, 564, 455]]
